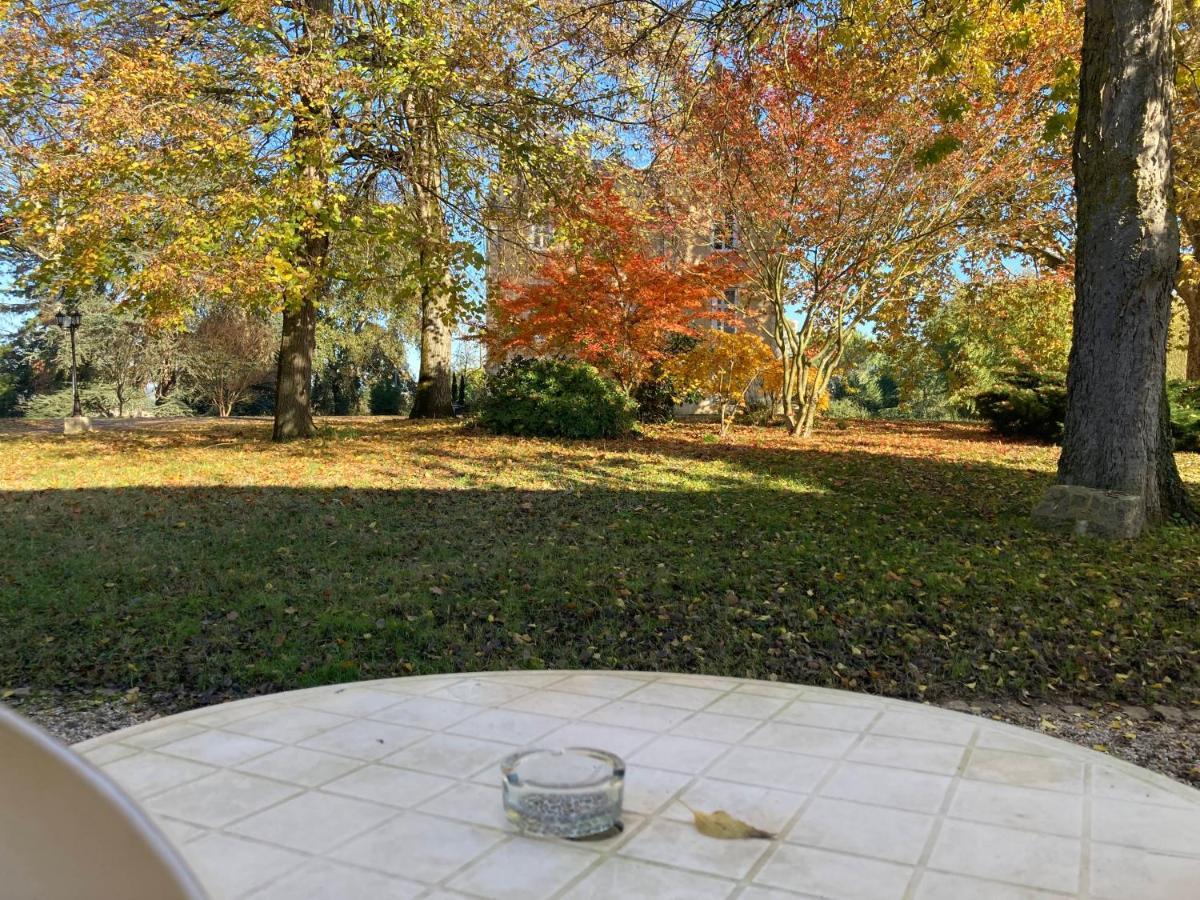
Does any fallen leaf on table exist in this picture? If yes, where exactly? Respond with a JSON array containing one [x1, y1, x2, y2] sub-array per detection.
[[685, 805, 774, 840]]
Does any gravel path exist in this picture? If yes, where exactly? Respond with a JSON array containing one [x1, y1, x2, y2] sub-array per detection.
[[6, 688, 1198, 788], [940, 699, 1200, 788], [3, 690, 162, 744]]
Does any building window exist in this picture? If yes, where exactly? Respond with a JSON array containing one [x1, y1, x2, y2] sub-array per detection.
[[713, 288, 738, 333], [528, 223, 554, 250], [711, 211, 737, 250]]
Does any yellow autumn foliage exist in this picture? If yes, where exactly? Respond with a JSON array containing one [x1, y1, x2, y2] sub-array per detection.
[[664, 331, 777, 428]]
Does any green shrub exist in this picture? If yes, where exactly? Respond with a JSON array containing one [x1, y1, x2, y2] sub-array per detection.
[[650, 333, 702, 415], [368, 379, 408, 415], [21, 384, 194, 419], [880, 398, 967, 422], [826, 398, 871, 420], [828, 359, 900, 413], [479, 357, 637, 438], [975, 370, 1067, 441], [740, 401, 778, 426], [631, 375, 677, 423], [459, 368, 487, 414], [233, 382, 275, 416], [1169, 380, 1200, 452], [0, 373, 25, 417], [974, 374, 1200, 449], [150, 394, 198, 417]]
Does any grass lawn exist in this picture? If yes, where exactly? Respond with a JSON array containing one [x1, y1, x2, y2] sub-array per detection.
[[1, 417, 1197, 711]]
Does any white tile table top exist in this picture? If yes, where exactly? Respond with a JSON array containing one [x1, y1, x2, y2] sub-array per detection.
[[74, 671, 1200, 899]]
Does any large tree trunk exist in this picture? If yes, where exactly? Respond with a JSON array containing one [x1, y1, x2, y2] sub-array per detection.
[[408, 89, 455, 419], [271, 0, 330, 441], [273, 295, 317, 440], [410, 272, 455, 418], [1044, 0, 1196, 531]]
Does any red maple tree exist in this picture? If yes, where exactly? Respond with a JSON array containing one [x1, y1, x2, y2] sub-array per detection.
[[487, 178, 738, 390]]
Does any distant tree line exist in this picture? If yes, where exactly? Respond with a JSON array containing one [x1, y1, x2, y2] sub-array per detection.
[[0, 297, 414, 419]]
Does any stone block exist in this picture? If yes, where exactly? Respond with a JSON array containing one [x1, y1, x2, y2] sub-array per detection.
[[62, 416, 92, 435], [1031, 485, 1145, 539], [1151, 704, 1183, 723]]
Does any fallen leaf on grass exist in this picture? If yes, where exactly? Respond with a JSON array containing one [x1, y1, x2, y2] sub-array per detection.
[[685, 805, 774, 840]]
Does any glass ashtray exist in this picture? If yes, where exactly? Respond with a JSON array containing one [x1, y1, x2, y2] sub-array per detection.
[[500, 747, 625, 839]]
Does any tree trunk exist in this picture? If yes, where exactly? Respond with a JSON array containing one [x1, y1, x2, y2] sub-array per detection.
[[787, 353, 836, 439], [271, 0, 330, 441], [790, 390, 820, 438], [410, 274, 454, 418], [408, 89, 454, 419], [273, 295, 317, 440], [793, 404, 816, 439], [781, 354, 808, 437], [1047, 0, 1195, 529]]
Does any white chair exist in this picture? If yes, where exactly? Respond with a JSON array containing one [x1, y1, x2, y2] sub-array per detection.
[[0, 704, 207, 899]]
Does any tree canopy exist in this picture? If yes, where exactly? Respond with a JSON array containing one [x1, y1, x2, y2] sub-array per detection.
[[666, 5, 1077, 435], [488, 177, 738, 390]]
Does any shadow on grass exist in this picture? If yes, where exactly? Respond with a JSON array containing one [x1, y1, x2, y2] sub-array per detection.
[[2, 439, 1198, 710]]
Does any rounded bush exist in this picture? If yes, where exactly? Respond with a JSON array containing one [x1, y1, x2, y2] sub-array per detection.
[[976, 374, 1200, 449], [368, 379, 407, 415], [479, 357, 637, 439], [631, 375, 677, 423], [826, 398, 870, 420], [975, 370, 1067, 441]]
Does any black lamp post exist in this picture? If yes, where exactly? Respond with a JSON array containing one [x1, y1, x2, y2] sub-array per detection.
[[54, 307, 83, 418]]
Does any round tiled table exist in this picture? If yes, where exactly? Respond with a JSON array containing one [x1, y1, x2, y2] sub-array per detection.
[[76, 671, 1200, 899]]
